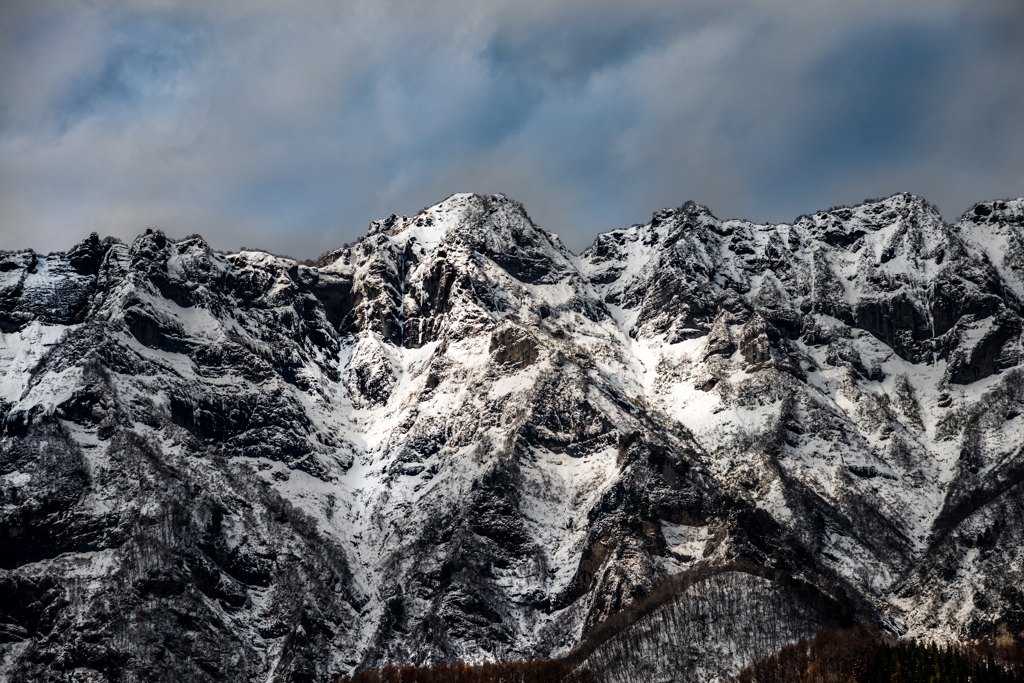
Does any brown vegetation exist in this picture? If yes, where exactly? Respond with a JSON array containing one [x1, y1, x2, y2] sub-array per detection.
[[564, 559, 852, 668], [729, 624, 1024, 683], [333, 659, 596, 683]]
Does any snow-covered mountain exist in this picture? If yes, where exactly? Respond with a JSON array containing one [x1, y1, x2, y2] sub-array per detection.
[[2, 192, 1023, 682]]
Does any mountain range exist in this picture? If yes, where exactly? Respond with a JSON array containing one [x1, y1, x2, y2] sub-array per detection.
[[2, 191, 1023, 682]]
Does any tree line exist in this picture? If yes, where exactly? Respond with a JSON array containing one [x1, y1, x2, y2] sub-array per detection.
[[332, 659, 596, 683], [336, 624, 1024, 683], [729, 623, 1024, 683]]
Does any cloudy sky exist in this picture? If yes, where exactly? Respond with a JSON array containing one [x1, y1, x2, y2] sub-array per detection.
[[1, 0, 1022, 257]]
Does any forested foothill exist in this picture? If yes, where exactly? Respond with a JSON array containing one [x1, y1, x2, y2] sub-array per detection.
[[730, 624, 1024, 683], [342, 627, 1023, 683]]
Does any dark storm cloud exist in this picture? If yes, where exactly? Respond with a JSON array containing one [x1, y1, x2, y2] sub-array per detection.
[[1, 0, 1022, 257]]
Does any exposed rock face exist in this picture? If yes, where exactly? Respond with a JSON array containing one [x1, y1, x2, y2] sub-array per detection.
[[2, 192, 1024, 682], [489, 324, 539, 369]]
